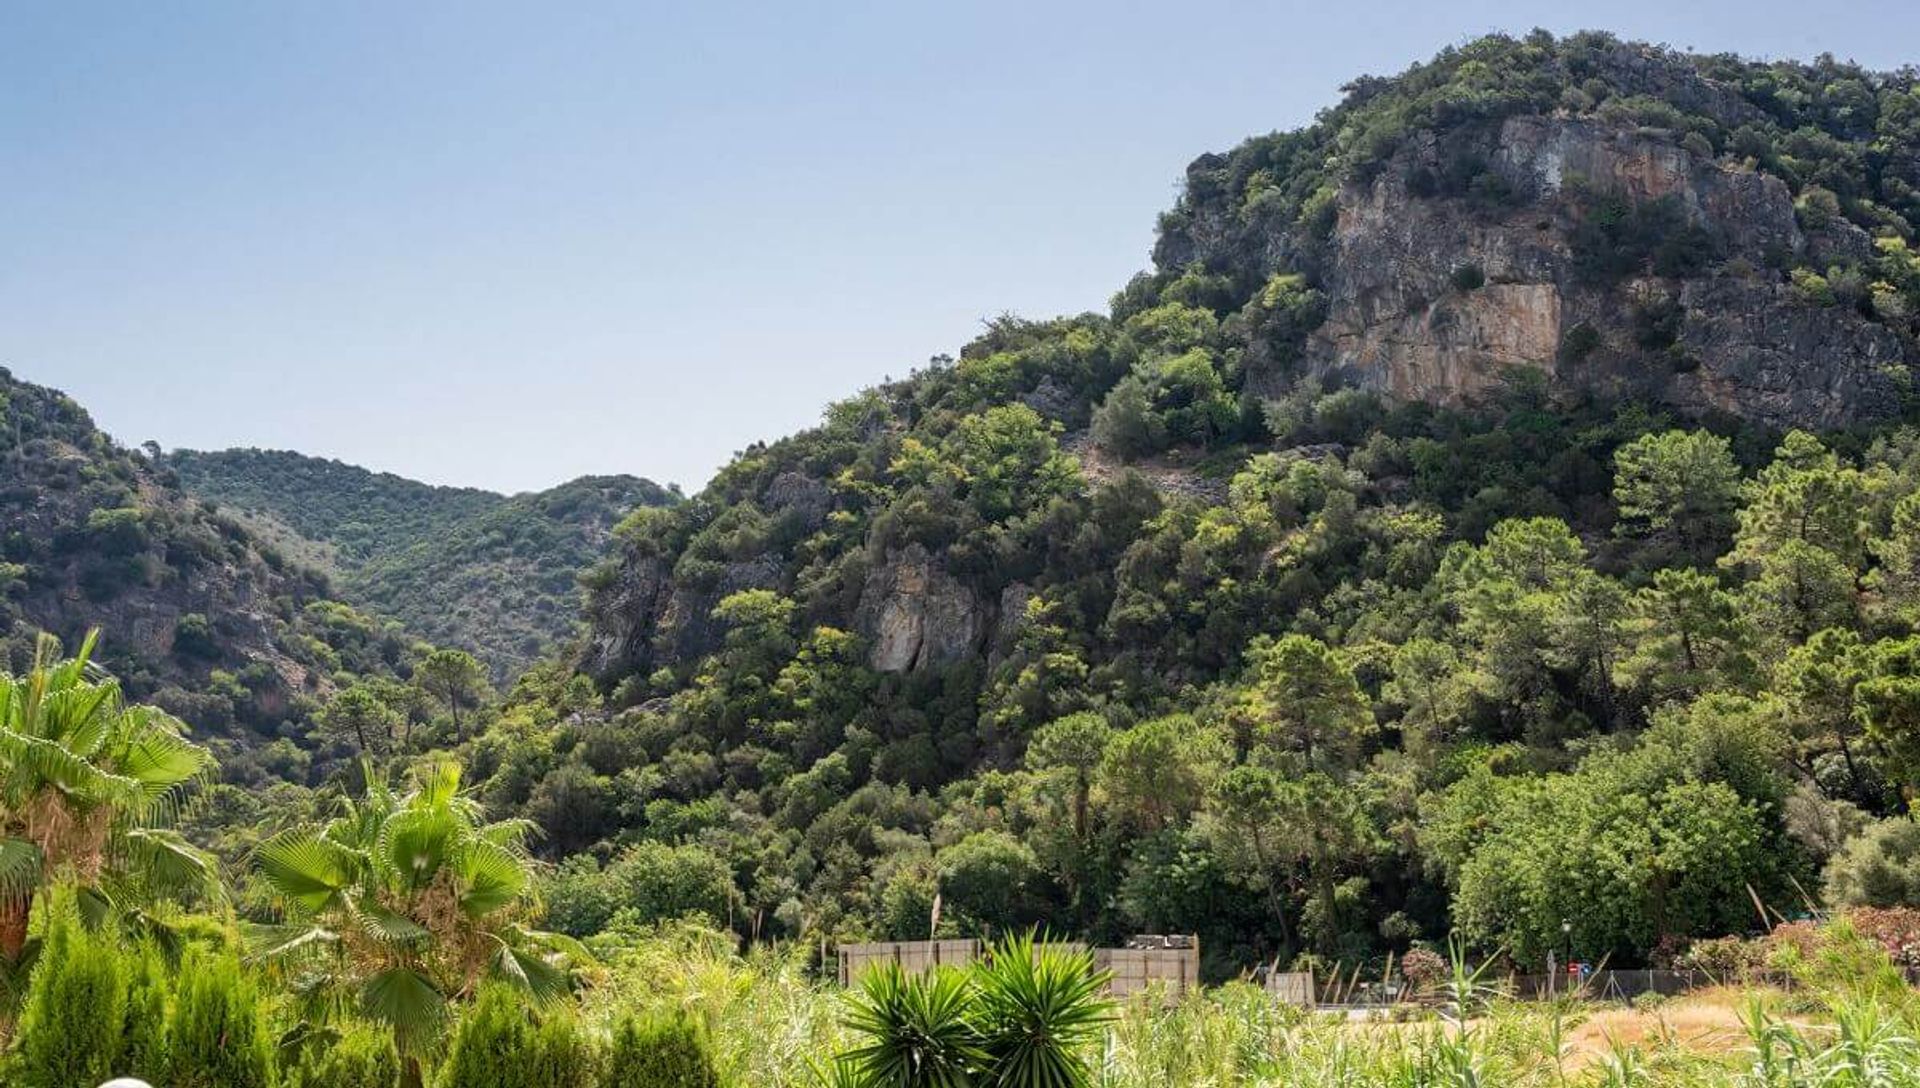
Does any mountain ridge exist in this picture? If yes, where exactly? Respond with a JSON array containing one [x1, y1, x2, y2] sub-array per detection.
[[169, 447, 679, 674]]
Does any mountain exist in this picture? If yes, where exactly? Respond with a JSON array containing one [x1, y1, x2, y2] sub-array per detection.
[[581, 32, 1920, 694], [457, 33, 1920, 969], [0, 368, 416, 777], [169, 449, 678, 675], [1153, 36, 1919, 430]]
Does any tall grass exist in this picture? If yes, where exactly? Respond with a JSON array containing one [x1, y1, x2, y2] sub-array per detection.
[[559, 924, 1920, 1088]]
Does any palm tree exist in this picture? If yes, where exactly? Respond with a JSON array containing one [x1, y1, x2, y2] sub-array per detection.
[[0, 630, 219, 1001], [254, 758, 584, 1087]]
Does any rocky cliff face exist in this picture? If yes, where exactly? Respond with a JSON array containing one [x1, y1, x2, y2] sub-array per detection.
[[854, 544, 985, 672], [1182, 113, 1910, 429]]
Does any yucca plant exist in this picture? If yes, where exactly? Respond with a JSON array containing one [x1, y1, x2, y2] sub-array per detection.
[[840, 933, 1114, 1088], [254, 759, 587, 1087], [842, 963, 986, 1088], [972, 934, 1112, 1088], [0, 630, 218, 1014]]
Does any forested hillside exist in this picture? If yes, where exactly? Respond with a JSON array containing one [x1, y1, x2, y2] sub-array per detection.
[[447, 33, 1920, 976], [0, 371, 410, 773], [170, 448, 678, 673], [27, 20, 1920, 1088], [12, 30, 1920, 984]]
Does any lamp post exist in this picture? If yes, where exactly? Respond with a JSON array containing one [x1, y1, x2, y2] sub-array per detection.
[[1562, 919, 1573, 987]]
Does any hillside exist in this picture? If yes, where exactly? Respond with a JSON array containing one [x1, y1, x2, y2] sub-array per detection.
[[169, 448, 678, 674], [0, 368, 425, 781], [452, 33, 1920, 973]]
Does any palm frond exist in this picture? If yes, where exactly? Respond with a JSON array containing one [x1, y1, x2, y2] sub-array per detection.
[[360, 965, 449, 1054], [379, 804, 459, 891], [0, 837, 44, 902], [249, 921, 343, 962], [115, 826, 223, 903], [347, 897, 432, 949], [486, 938, 572, 1006], [256, 831, 361, 915], [453, 839, 528, 919]]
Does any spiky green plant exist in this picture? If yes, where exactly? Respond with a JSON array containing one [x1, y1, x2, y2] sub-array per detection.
[[167, 945, 275, 1088], [253, 759, 586, 1086], [971, 934, 1112, 1088], [284, 1020, 402, 1088], [1817, 999, 1918, 1088], [8, 888, 127, 1088], [841, 963, 986, 1088]]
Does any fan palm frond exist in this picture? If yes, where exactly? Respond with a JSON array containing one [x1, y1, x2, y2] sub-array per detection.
[[256, 831, 360, 915]]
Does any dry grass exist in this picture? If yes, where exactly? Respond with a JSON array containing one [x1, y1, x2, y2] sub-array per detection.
[[1336, 987, 1812, 1070], [1561, 988, 1774, 1065]]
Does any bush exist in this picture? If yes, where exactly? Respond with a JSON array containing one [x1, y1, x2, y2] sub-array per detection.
[[119, 941, 173, 1081], [440, 987, 598, 1088], [1791, 267, 1836, 305], [1449, 264, 1486, 291], [1559, 321, 1603, 362], [167, 948, 275, 1088], [1091, 376, 1166, 461], [1823, 818, 1920, 908], [10, 895, 127, 1088], [286, 1022, 401, 1088], [543, 841, 735, 938], [605, 1010, 722, 1088], [1841, 906, 1920, 968], [839, 934, 1110, 1088], [528, 1012, 599, 1088], [1399, 947, 1447, 993], [1677, 935, 1767, 979]]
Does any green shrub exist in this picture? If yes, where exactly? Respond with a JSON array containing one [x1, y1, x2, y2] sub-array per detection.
[[1559, 321, 1603, 362], [1823, 818, 1920, 908], [606, 1010, 722, 1088], [118, 941, 173, 1081], [439, 988, 533, 1088], [1791, 267, 1836, 305], [440, 987, 598, 1088], [1450, 263, 1486, 291], [286, 1021, 402, 1088], [528, 1012, 599, 1088], [167, 947, 275, 1088], [972, 935, 1112, 1088], [11, 893, 128, 1088]]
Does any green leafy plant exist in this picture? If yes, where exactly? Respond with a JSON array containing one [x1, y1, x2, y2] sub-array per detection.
[[254, 759, 588, 1085], [8, 888, 127, 1088], [839, 934, 1113, 1088], [842, 964, 985, 1088], [0, 630, 219, 989], [167, 945, 275, 1088], [285, 1020, 402, 1088], [971, 935, 1112, 1088]]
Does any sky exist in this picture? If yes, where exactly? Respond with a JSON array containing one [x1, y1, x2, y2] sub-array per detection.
[[4, 2, 1918, 494]]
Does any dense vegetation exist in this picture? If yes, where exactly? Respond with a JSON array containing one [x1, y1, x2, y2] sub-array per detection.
[[170, 449, 678, 674], [0, 368, 552, 811], [12, 28, 1920, 1088], [432, 32, 1920, 981]]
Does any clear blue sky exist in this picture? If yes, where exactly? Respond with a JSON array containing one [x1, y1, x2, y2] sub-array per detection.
[[4, 2, 1916, 493]]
